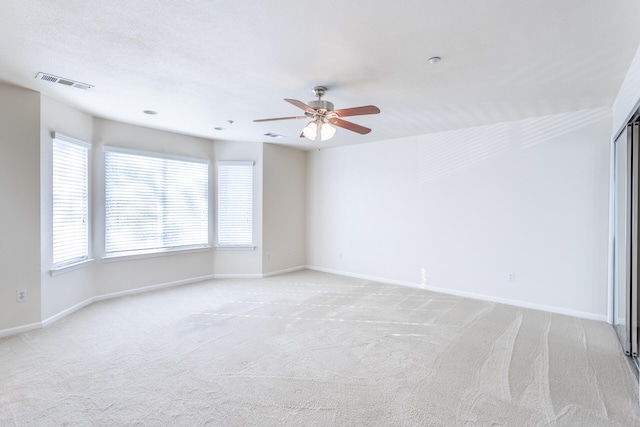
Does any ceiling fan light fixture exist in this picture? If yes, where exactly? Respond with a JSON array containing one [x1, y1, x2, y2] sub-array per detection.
[[320, 122, 336, 141], [302, 120, 336, 141], [254, 86, 379, 142], [302, 121, 318, 140]]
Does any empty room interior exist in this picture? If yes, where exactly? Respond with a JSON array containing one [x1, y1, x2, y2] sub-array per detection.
[[3, 1, 640, 425]]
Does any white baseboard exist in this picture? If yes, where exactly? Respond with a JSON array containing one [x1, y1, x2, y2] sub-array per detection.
[[306, 265, 607, 322], [3, 270, 307, 338], [2, 266, 607, 339], [213, 266, 306, 279], [213, 273, 264, 279], [42, 298, 95, 328], [93, 274, 216, 302], [262, 265, 306, 278], [2, 274, 217, 339], [0, 321, 43, 339]]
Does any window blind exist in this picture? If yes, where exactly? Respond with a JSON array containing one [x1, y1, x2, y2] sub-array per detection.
[[217, 161, 254, 246], [104, 148, 209, 256], [52, 133, 90, 267]]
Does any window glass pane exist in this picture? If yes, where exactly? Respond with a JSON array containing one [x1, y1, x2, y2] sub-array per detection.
[[105, 149, 209, 255], [53, 136, 89, 266], [218, 162, 253, 246]]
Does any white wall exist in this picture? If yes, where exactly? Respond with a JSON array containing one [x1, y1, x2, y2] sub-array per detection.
[[40, 96, 95, 321], [307, 108, 612, 320], [263, 143, 306, 275], [0, 70, 623, 333], [213, 140, 264, 276], [613, 42, 640, 135], [0, 85, 276, 335], [91, 118, 216, 296], [0, 83, 42, 331]]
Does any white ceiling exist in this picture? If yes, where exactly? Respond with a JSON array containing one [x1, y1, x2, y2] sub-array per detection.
[[1, 1, 639, 150]]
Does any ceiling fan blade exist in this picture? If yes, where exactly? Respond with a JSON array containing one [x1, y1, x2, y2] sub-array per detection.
[[253, 116, 307, 122], [330, 118, 372, 135], [333, 105, 380, 117], [285, 98, 317, 114]]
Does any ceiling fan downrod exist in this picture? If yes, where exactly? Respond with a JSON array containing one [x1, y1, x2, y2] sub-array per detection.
[[309, 86, 333, 113]]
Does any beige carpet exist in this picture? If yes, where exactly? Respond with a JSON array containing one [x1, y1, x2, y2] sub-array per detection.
[[1, 270, 639, 426]]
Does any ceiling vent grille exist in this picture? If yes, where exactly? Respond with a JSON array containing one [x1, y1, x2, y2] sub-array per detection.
[[264, 132, 285, 138], [35, 72, 93, 90]]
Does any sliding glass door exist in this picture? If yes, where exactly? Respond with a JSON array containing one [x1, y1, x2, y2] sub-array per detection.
[[613, 121, 639, 357], [614, 124, 631, 355]]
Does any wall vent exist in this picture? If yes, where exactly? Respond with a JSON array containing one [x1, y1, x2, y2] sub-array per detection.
[[35, 72, 93, 90]]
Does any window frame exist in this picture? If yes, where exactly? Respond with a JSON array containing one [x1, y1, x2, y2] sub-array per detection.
[[103, 146, 210, 259], [216, 160, 255, 249], [50, 132, 92, 274]]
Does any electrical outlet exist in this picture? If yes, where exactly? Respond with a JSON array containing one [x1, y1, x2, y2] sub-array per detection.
[[508, 273, 515, 282], [16, 289, 27, 302]]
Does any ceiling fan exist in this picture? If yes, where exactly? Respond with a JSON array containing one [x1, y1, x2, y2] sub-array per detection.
[[254, 86, 380, 141]]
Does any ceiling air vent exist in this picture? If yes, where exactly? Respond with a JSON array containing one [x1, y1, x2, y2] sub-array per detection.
[[264, 132, 285, 139], [35, 72, 93, 90]]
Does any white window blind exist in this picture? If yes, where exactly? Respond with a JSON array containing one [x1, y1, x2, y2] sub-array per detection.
[[217, 161, 254, 246], [105, 148, 209, 256], [52, 133, 90, 267]]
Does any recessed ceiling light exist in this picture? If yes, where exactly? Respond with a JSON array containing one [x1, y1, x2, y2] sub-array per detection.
[[428, 56, 441, 64], [143, 110, 158, 115]]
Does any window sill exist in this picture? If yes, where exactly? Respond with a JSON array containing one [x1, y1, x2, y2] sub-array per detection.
[[50, 259, 94, 276], [102, 245, 212, 262], [215, 245, 256, 251]]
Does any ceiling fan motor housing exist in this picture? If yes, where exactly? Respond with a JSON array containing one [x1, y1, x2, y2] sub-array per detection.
[[309, 100, 334, 112]]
